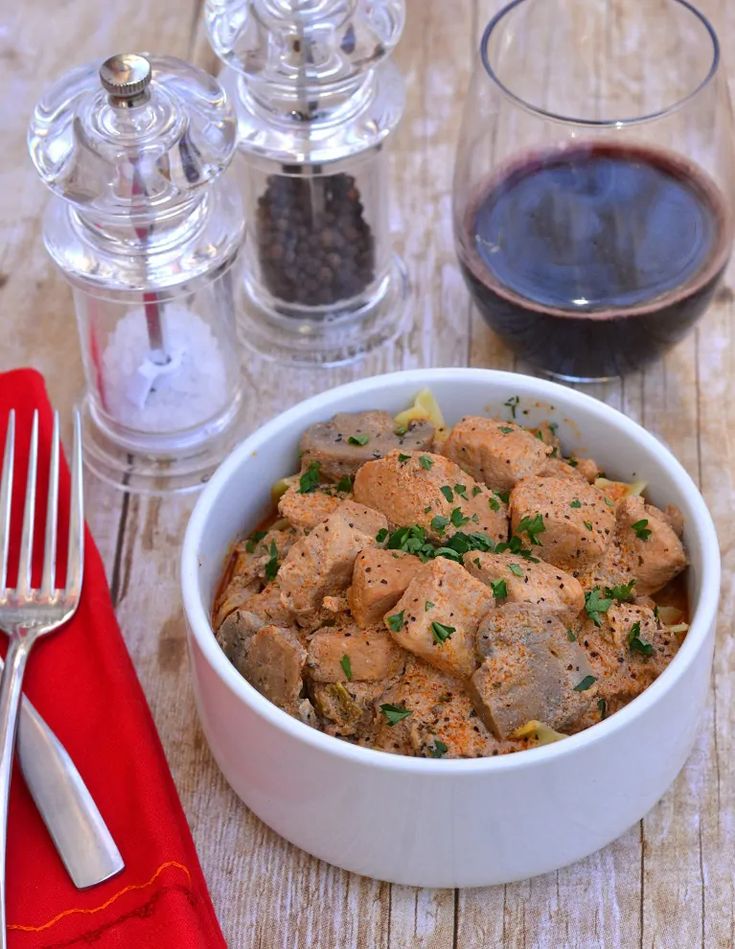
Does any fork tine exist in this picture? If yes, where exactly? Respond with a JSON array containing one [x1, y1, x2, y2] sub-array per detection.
[[0, 413, 15, 593], [17, 411, 38, 599], [40, 412, 60, 598], [65, 410, 84, 600]]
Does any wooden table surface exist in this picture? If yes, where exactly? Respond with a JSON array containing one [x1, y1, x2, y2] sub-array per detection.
[[2, 1, 734, 946]]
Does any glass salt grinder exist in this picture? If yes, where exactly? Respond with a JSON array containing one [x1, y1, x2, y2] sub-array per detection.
[[206, 0, 409, 366], [28, 53, 245, 494]]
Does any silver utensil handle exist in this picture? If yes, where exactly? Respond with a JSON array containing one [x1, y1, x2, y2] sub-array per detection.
[[0, 637, 30, 948], [13, 667, 124, 889]]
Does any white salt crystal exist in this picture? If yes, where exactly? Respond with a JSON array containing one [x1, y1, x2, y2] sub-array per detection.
[[101, 305, 229, 433]]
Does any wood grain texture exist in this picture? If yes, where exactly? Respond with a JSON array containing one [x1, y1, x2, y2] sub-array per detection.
[[1, 0, 734, 946]]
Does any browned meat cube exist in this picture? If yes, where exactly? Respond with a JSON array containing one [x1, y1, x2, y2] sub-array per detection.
[[469, 604, 597, 739], [442, 417, 552, 491], [348, 548, 426, 627], [386, 558, 494, 678], [463, 550, 584, 622], [369, 657, 530, 758], [278, 501, 388, 620], [300, 411, 434, 480], [306, 624, 406, 682], [311, 681, 384, 738], [575, 496, 687, 596], [240, 625, 307, 714], [575, 603, 681, 720], [509, 476, 615, 571], [353, 450, 508, 544], [278, 486, 344, 530]]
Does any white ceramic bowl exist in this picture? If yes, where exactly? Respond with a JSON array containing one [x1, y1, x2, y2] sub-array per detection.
[[181, 369, 720, 887]]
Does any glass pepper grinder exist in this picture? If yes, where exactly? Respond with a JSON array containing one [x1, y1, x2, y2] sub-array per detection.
[[206, 0, 409, 366], [28, 53, 245, 494]]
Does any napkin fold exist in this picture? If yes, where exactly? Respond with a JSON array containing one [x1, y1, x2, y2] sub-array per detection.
[[1, 370, 225, 948]]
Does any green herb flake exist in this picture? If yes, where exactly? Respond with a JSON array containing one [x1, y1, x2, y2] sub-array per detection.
[[473, 557, 482, 568], [604, 497, 615, 508], [431, 515, 450, 535], [397, 453, 411, 464], [566, 628, 577, 642], [450, 507, 470, 528], [488, 495, 500, 512], [298, 461, 321, 494], [598, 698, 608, 720], [387, 611, 405, 633], [380, 703, 412, 726], [504, 395, 520, 418], [508, 563, 524, 578], [419, 455, 434, 470], [570, 499, 582, 509], [425, 600, 435, 612], [376, 527, 389, 543], [472, 485, 482, 497], [573, 675, 597, 692], [604, 579, 636, 602], [264, 541, 280, 581], [584, 587, 613, 627], [431, 621, 456, 644], [628, 621, 654, 657], [245, 529, 267, 553], [490, 579, 508, 600], [395, 425, 408, 436], [429, 739, 448, 759], [517, 513, 546, 546], [535, 430, 544, 441], [340, 654, 352, 681], [335, 475, 353, 493], [632, 519, 652, 541], [584, 520, 593, 531], [348, 433, 370, 446], [567, 457, 579, 468], [440, 485, 454, 503], [454, 484, 468, 499], [497, 490, 510, 505], [498, 426, 514, 435]]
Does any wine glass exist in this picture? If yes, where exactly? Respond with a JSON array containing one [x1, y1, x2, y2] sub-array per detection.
[[453, 0, 735, 381]]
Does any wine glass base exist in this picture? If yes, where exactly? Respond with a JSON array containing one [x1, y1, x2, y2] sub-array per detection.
[[237, 254, 410, 368]]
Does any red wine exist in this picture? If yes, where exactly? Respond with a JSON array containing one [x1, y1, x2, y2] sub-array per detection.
[[458, 144, 731, 378]]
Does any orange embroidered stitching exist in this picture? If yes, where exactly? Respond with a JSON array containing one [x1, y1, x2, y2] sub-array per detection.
[[8, 860, 192, 933]]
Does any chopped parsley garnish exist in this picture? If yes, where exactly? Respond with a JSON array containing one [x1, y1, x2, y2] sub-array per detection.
[[508, 563, 524, 578], [245, 529, 267, 553], [431, 515, 450, 535], [567, 458, 579, 468], [348, 433, 369, 446], [598, 698, 608, 720], [504, 395, 520, 418], [490, 579, 508, 599], [584, 520, 593, 531], [424, 505, 433, 513], [584, 587, 613, 627], [488, 495, 500, 512], [604, 497, 615, 508], [631, 519, 652, 541], [425, 600, 435, 611], [549, 422, 558, 435], [454, 484, 468, 499], [494, 533, 539, 562], [335, 475, 353, 493], [517, 513, 546, 545], [566, 628, 577, 642], [264, 541, 280, 581], [570, 499, 582, 509], [376, 527, 389, 543], [498, 426, 514, 435], [397, 453, 411, 464], [440, 485, 454, 503], [497, 490, 510, 504], [380, 703, 411, 726], [395, 425, 407, 436], [429, 739, 448, 758], [419, 455, 434, 470], [573, 675, 597, 692], [534, 430, 544, 441], [450, 507, 469, 528], [298, 461, 321, 494], [387, 611, 405, 632], [604, 579, 636, 602], [340, 654, 352, 680], [431, 621, 456, 644], [628, 621, 654, 657], [472, 485, 482, 497]]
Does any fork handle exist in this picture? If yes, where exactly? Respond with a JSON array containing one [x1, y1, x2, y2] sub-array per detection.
[[0, 636, 31, 948]]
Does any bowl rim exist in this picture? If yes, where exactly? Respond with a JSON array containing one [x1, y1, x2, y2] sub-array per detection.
[[181, 368, 720, 775]]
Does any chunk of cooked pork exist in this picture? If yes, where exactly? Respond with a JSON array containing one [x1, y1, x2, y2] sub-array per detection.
[[300, 411, 434, 480], [509, 476, 615, 571], [348, 548, 425, 627], [470, 604, 596, 739], [278, 501, 388, 620], [310, 681, 384, 738], [353, 450, 508, 543], [442, 417, 552, 491], [306, 624, 405, 682], [240, 625, 307, 714], [386, 558, 494, 678], [278, 486, 344, 530], [463, 550, 584, 622]]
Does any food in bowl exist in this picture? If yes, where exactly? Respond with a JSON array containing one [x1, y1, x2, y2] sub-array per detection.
[[212, 390, 690, 759]]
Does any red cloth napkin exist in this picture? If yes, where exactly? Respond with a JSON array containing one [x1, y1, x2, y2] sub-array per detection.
[[0, 370, 225, 948]]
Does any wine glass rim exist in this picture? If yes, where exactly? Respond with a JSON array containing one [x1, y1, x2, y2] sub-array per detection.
[[480, 0, 720, 127]]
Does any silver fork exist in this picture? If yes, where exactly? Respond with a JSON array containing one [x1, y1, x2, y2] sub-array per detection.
[[0, 410, 84, 945]]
